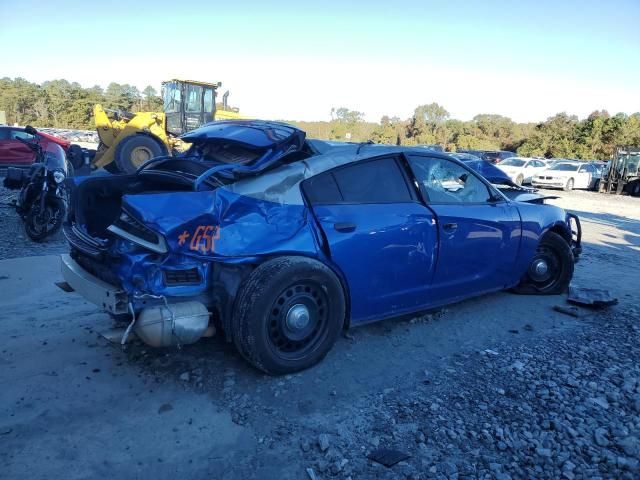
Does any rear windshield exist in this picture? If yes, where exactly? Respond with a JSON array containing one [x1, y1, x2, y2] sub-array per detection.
[[499, 159, 525, 167], [550, 163, 579, 171]]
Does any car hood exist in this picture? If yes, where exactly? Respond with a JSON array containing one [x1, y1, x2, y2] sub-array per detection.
[[538, 170, 577, 178], [460, 158, 519, 187]]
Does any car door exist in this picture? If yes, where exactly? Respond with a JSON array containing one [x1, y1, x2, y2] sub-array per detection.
[[576, 164, 592, 189], [0, 129, 36, 166], [406, 154, 520, 303], [303, 155, 439, 324]]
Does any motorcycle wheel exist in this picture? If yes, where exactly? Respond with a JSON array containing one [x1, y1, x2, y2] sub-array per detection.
[[25, 197, 66, 242]]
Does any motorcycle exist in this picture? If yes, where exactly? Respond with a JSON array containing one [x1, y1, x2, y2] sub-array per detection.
[[3, 126, 71, 242]]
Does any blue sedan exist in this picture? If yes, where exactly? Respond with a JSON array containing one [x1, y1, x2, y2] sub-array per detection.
[[61, 121, 581, 375]]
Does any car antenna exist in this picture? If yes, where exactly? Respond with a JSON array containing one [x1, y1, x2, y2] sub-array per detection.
[[357, 140, 374, 154]]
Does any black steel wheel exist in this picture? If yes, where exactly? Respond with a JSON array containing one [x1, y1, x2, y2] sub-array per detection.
[[513, 232, 574, 295], [231, 256, 345, 375], [266, 282, 329, 359]]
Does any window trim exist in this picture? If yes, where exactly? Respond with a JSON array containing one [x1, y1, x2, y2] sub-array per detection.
[[301, 154, 421, 206], [404, 153, 505, 206]]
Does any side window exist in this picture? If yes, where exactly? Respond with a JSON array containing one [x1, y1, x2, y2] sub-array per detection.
[[332, 157, 412, 203], [10, 130, 35, 141], [303, 157, 412, 205], [408, 156, 492, 204], [303, 172, 342, 204]]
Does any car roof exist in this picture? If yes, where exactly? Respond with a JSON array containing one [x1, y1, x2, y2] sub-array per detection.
[[222, 143, 460, 206]]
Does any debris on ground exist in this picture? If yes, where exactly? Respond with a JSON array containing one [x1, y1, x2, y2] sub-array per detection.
[[367, 448, 411, 467], [553, 305, 581, 317], [568, 285, 619, 308]]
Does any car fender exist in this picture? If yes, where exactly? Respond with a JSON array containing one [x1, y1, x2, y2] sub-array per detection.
[[513, 202, 572, 276]]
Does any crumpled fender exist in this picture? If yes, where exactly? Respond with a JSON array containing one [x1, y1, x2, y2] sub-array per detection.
[[122, 188, 318, 261]]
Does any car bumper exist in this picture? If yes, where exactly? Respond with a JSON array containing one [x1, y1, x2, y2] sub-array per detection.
[[531, 180, 565, 188], [60, 254, 129, 315]]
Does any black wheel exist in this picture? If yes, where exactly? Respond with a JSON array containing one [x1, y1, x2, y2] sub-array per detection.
[[113, 135, 167, 174], [513, 232, 574, 295], [67, 144, 84, 170], [515, 174, 524, 186], [231, 256, 346, 375], [563, 178, 574, 191], [25, 197, 66, 242], [629, 181, 640, 197]]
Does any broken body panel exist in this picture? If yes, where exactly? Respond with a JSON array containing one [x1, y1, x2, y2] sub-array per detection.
[[63, 120, 580, 340]]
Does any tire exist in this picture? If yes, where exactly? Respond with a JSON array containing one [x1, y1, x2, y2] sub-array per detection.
[[25, 197, 66, 242], [563, 178, 574, 191], [231, 256, 346, 375], [67, 144, 85, 170], [512, 232, 574, 295], [630, 181, 640, 197], [113, 135, 167, 174], [515, 174, 524, 186]]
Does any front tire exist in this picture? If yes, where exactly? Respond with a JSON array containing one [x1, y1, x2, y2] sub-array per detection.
[[513, 232, 574, 295], [25, 197, 66, 242], [231, 257, 346, 375], [515, 174, 524, 186], [563, 178, 574, 191]]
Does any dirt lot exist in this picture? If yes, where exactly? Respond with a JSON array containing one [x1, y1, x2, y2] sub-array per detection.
[[1, 187, 639, 480]]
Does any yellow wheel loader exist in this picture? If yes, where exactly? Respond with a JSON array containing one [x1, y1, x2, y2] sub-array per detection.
[[93, 79, 243, 174]]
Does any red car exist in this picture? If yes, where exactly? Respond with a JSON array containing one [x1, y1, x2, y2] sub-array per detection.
[[0, 126, 83, 168]]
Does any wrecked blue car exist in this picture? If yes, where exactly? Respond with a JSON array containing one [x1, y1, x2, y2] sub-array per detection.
[[61, 120, 581, 374]]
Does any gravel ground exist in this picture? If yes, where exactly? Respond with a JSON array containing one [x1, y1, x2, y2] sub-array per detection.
[[1, 182, 639, 479]]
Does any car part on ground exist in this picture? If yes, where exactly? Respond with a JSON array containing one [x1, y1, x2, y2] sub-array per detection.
[[567, 286, 618, 308], [92, 79, 245, 174], [59, 120, 581, 374]]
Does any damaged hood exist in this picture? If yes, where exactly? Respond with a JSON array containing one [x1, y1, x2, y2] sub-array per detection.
[[459, 158, 519, 187]]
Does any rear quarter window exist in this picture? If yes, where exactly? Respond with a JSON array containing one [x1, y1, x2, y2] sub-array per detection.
[[303, 157, 413, 205]]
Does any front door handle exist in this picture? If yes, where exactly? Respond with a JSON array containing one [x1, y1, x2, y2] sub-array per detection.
[[334, 222, 356, 233], [442, 222, 458, 232]]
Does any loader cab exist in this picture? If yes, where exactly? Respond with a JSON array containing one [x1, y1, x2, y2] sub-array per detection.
[[162, 80, 220, 136]]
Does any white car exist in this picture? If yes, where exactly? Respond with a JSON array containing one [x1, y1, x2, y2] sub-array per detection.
[[496, 157, 548, 185], [531, 162, 601, 191]]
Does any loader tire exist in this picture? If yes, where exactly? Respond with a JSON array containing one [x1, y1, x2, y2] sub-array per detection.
[[114, 135, 167, 174], [67, 144, 85, 170]]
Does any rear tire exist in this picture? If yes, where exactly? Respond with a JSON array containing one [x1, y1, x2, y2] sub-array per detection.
[[114, 135, 167, 174], [563, 178, 574, 191], [629, 180, 640, 197], [231, 256, 346, 375], [513, 232, 574, 295]]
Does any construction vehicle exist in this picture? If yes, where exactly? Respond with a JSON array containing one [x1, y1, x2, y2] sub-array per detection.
[[93, 79, 243, 174], [598, 146, 640, 196]]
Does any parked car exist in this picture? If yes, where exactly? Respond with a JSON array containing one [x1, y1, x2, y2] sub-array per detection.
[[531, 161, 601, 191], [457, 149, 516, 164], [60, 120, 582, 375], [0, 126, 84, 169], [496, 157, 548, 185]]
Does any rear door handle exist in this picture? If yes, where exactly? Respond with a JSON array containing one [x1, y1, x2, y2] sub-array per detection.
[[334, 222, 356, 233], [442, 222, 458, 232]]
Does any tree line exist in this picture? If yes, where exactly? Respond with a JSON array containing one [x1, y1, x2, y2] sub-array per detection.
[[2, 77, 639, 160]]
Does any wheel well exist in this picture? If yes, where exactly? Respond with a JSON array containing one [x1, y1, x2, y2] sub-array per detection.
[[212, 255, 352, 341], [547, 224, 571, 245]]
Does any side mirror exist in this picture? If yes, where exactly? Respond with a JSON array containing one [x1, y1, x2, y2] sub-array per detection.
[[24, 125, 37, 136]]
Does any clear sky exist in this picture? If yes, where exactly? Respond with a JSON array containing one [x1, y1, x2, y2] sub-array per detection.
[[1, 0, 639, 123]]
